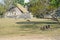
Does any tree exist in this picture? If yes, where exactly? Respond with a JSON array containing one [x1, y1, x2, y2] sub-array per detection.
[[28, 0, 49, 18], [28, 0, 60, 18], [0, 4, 6, 18], [50, 0, 60, 23], [12, 0, 24, 6], [50, 0, 60, 8], [0, 0, 12, 17]]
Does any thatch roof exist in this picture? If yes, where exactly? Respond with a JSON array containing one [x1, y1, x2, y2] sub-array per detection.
[[16, 3, 28, 13]]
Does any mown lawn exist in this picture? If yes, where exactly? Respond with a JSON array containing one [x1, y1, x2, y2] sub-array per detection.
[[0, 18, 60, 36]]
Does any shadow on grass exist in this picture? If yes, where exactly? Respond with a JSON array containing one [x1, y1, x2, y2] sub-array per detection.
[[19, 25, 38, 29], [16, 21, 58, 24]]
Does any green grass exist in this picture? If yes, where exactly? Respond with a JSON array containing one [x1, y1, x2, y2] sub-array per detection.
[[0, 18, 60, 36]]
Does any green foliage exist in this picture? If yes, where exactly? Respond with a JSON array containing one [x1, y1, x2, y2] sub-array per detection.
[[0, 0, 11, 17], [29, 0, 48, 18], [19, 0, 24, 5], [50, 0, 60, 8], [0, 4, 6, 17], [0, 0, 13, 17], [29, 0, 60, 18], [13, 0, 24, 5]]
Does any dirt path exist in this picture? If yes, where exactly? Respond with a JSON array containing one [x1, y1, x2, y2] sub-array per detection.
[[0, 35, 58, 40]]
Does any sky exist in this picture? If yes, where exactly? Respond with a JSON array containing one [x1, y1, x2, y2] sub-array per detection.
[[24, 0, 30, 3], [0, 0, 4, 4]]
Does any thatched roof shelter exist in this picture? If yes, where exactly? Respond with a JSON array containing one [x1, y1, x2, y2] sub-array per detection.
[[16, 3, 28, 13]]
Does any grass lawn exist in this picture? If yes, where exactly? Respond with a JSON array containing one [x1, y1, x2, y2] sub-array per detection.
[[0, 18, 60, 36]]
